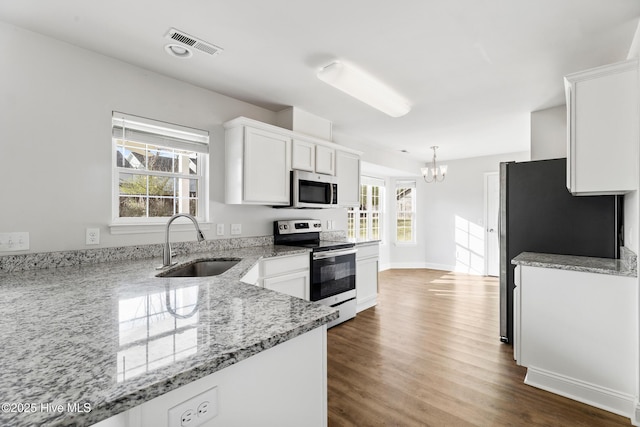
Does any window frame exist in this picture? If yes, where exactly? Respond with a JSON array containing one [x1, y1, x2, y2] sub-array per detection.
[[110, 112, 210, 232], [347, 176, 385, 243], [395, 180, 417, 245]]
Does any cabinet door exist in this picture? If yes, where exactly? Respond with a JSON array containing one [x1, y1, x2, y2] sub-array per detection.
[[263, 270, 309, 300], [315, 145, 335, 175], [291, 139, 315, 172], [566, 60, 638, 195], [336, 150, 360, 207], [356, 256, 378, 312], [243, 127, 291, 204]]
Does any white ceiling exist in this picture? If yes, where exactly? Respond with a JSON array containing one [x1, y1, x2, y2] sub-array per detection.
[[1, 0, 639, 162]]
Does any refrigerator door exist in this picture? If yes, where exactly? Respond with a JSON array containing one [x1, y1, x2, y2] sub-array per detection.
[[499, 158, 619, 344], [499, 162, 510, 343]]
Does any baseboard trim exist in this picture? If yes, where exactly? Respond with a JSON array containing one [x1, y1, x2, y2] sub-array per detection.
[[525, 366, 635, 422], [634, 401, 640, 426], [388, 262, 455, 271], [356, 296, 377, 313]]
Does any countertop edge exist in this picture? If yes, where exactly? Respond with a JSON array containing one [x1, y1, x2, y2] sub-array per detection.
[[511, 252, 637, 278]]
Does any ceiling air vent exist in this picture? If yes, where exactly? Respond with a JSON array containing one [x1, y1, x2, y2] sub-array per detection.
[[165, 28, 223, 56]]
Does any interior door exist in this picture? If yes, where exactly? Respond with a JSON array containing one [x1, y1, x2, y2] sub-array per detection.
[[485, 172, 499, 276]]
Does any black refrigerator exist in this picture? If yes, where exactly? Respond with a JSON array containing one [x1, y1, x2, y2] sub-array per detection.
[[499, 158, 622, 344]]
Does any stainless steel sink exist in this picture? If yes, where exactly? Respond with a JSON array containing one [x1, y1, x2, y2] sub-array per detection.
[[157, 258, 240, 278]]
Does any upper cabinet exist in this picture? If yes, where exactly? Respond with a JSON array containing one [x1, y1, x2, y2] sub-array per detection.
[[292, 139, 335, 175], [225, 117, 360, 207], [336, 150, 361, 207], [564, 59, 639, 196], [225, 120, 291, 205]]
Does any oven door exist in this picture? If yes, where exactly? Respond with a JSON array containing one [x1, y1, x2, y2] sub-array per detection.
[[310, 248, 356, 302]]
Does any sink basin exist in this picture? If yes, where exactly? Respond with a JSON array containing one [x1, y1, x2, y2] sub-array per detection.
[[157, 258, 240, 278]]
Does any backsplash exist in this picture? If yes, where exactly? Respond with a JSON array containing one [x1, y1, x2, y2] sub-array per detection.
[[0, 236, 273, 273], [0, 230, 347, 273]]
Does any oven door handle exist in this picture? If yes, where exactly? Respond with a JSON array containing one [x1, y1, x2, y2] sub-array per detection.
[[312, 248, 357, 260]]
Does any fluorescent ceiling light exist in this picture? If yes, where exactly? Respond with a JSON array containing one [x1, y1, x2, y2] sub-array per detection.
[[317, 61, 411, 118]]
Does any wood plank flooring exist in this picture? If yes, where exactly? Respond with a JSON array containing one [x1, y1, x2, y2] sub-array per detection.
[[327, 269, 631, 426]]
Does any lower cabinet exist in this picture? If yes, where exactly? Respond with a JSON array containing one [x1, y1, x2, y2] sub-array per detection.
[[514, 265, 637, 421], [356, 242, 379, 312], [241, 253, 310, 300], [94, 326, 328, 427]]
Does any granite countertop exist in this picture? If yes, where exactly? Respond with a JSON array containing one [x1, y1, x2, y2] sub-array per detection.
[[0, 245, 338, 427], [512, 251, 637, 278]]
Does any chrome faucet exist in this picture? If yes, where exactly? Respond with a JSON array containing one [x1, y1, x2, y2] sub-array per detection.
[[159, 213, 205, 269]]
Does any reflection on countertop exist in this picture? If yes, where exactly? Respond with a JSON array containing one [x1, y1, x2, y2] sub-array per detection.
[[0, 244, 337, 427]]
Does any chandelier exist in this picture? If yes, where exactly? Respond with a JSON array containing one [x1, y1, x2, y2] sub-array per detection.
[[421, 146, 447, 183]]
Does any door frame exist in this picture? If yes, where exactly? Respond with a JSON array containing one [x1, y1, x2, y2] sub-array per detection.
[[484, 172, 499, 276]]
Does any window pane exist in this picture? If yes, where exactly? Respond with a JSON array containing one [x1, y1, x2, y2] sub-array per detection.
[[119, 196, 146, 217], [116, 141, 146, 169], [149, 197, 174, 217], [372, 213, 379, 240], [347, 210, 356, 240], [148, 146, 176, 172], [120, 173, 147, 196], [148, 176, 174, 197], [397, 213, 413, 242]]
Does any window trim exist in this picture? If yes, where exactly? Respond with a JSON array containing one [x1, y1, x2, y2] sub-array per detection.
[[395, 179, 417, 245], [110, 112, 210, 232]]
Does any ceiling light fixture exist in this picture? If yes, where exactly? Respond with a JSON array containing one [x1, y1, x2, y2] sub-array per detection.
[[317, 61, 411, 118], [165, 43, 193, 59], [421, 146, 447, 183]]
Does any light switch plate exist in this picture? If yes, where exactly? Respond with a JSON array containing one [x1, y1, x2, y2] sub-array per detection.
[[0, 232, 30, 252], [231, 224, 241, 235]]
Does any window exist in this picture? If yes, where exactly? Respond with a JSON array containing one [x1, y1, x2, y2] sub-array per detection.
[[396, 180, 416, 243], [112, 112, 209, 224], [347, 177, 385, 242]]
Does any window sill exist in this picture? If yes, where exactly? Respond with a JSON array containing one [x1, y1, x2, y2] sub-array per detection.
[[394, 241, 417, 247], [109, 222, 211, 235]]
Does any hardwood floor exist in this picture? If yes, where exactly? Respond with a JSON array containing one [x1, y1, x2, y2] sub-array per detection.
[[327, 269, 631, 427]]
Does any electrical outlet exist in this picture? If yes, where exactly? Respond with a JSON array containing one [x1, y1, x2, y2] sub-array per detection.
[[85, 228, 100, 245], [168, 387, 218, 427], [231, 224, 241, 235], [216, 224, 225, 236], [0, 232, 30, 252]]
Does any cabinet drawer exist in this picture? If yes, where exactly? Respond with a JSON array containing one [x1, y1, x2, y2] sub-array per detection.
[[356, 243, 379, 260], [262, 254, 309, 277]]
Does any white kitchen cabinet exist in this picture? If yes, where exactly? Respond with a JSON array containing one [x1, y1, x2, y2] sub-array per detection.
[[356, 242, 379, 312], [564, 59, 639, 195], [260, 253, 310, 300], [514, 264, 637, 420], [292, 139, 316, 172], [315, 144, 335, 175], [98, 326, 328, 427], [292, 139, 335, 175], [336, 150, 361, 207], [225, 121, 291, 205]]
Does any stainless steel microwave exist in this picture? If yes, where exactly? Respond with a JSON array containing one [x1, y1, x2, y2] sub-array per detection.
[[291, 170, 338, 208]]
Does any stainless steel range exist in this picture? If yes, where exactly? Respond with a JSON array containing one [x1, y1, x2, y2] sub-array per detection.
[[274, 219, 357, 328]]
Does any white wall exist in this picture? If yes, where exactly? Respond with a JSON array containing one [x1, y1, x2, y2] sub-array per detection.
[[388, 152, 529, 273], [0, 22, 345, 254], [530, 105, 567, 160]]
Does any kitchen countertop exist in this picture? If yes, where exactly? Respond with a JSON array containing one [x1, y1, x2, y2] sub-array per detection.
[[512, 251, 637, 278], [0, 245, 338, 427]]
